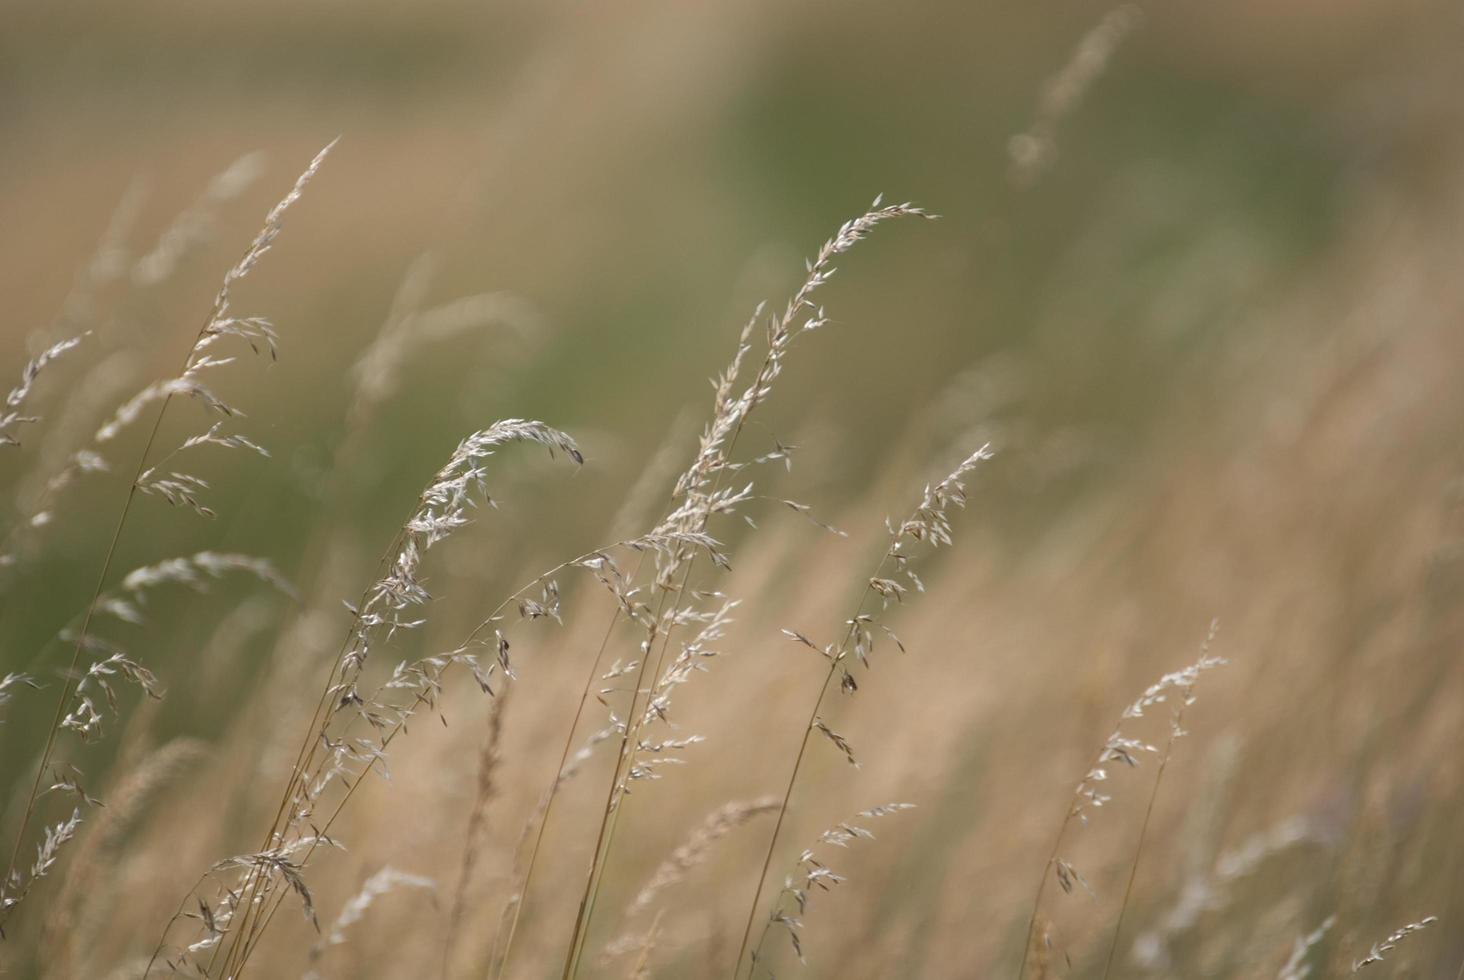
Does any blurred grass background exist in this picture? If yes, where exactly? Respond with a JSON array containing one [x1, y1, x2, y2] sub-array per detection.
[[4, 0, 1464, 976]]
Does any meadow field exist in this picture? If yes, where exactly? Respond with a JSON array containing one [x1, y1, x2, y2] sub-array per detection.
[[2, 2, 1462, 977]]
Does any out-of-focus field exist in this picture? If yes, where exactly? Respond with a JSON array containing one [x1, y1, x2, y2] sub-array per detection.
[[3, 1, 1464, 977]]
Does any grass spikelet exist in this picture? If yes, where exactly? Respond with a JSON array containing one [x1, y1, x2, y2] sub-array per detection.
[[1350, 915, 1438, 972], [600, 797, 779, 965], [1276, 916, 1335, 980], [749, 803, 916, 975], [0, 334, 89, 448], [1100, 621, 1222, 978], [1019, 624, 1227, 979], [42, 738, 209, 976], [313, 866, 437, 960], [0, 809, 82, 923], [0, 672, 41, 720], [1130, 815, 1318, 971]]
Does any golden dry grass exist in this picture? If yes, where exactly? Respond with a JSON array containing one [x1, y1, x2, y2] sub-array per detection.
[[3, 3, 1463, 978]]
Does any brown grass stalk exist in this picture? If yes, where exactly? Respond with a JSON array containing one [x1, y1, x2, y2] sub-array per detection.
[[1018, 625, 1225, 980], [733, 445, 990, 978], [1098, 622, 1218, 980]]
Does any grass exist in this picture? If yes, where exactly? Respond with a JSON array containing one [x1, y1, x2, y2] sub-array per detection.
[[2, 6, 1464, 978]]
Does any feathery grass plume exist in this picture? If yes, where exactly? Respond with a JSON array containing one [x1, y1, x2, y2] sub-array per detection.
[[1101, 622, 1221, 979], [233, 484, 607, 976], [1, 161, 252, 566], [0, 808, 82, 925], [5, 552, 288, 751], [1018, 630, 1227, 980], [132, 152, 265, 286], [0, 180, 143, 501], [615, 598, 735, 791], [1130, 815, 1317, 971], [1007, 4, 1143, 187], [97, 551, 294, 625], [56, 642, 163, 743], [142, 830, 342, 978], [662, 198, 934, 531], [442, 686, 512, 979], [732, 443, 991, 979], [182, 419, 581, 978], [492, 198, 933, 980], [600, 797, 780, 965], [560, 200, 936, 978], [0, 334, 89, 447], [749, 803, 916, 975], [0, 672, 41, 720], [352, 284, 539, 423], [25, 553, 290, 746], [53, 176, 148, 333], [0, 140, 334, 935], [0, 351, 137, 574], [1276, 916, 1335, 980], [308, 866, 437, 967], [41, 738, 209, 979], [1350, 916, 1438, 972]]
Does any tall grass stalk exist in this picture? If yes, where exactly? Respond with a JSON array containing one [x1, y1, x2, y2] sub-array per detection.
[[1099, 622, 1218, 980], [733, 445, 990, 978], [491, 590, 635, 980], [0, 139, 334, 933], [1017, 632, 1225, 980], [556, 201, 935, 980]]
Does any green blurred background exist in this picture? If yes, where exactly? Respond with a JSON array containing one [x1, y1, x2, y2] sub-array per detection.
[[1, 0, 1397, 618]]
